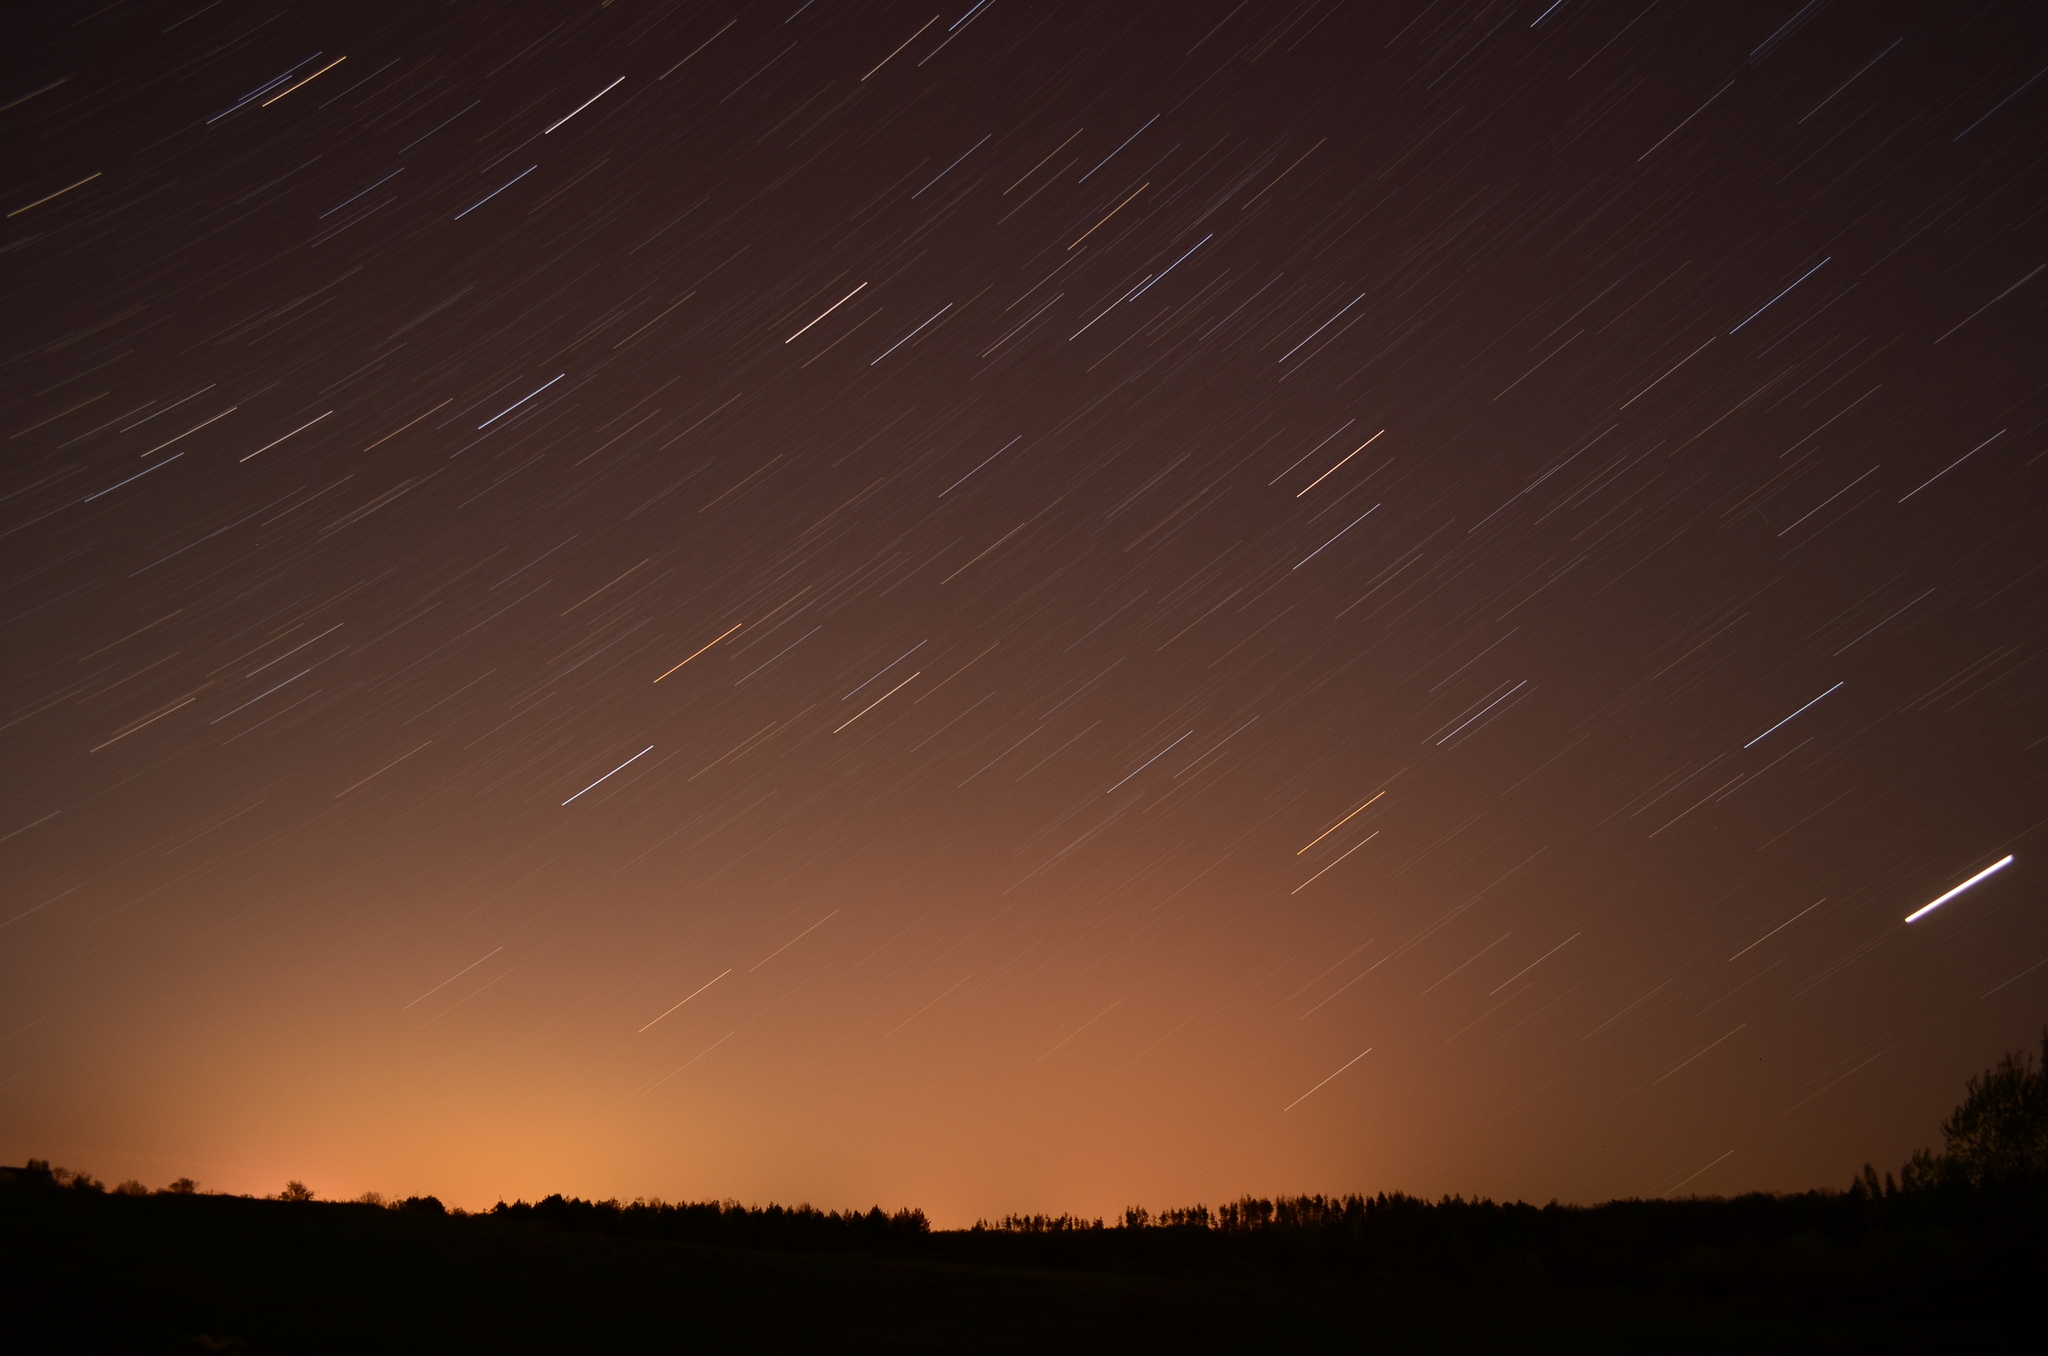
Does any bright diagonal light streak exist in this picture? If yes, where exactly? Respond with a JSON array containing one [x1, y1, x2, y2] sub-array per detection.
[[912, 134, 989, 197], [1128, 233, 1211, 300], [1294, 504, 1378, 569], [1298, 791, 1386, 854], [655, 624, 741, 681], [562, 746, 652, 804], [1298, 430, 1383, 497], [939, 436, 1021, 497], [1291, 832, 1378, 894], [1905, 855, 2013, 923], [478, 373, 564, 428], [1490, 932, 1580, 995], [1743, 681, 1841, 747], [835, 672, 919, 732], [1106, 731, 1192, 792], [404, 948, 502, 1009], [639, 969, 731, 1032], [545, 77, 623, 134], [1279, 292, 1365, 362], [863, 15, 939, 79], [1729, 899, 1823, 961], [871, 304, 951, 364], [83, 452, 183, 502], [1777, 465, 1877, 536], [1729, 257, 1829, 333], [785, 282, 866, 342], [1285, 1048, 1372, 1113], [1899, 430, 2003, 502], [1436, 680, 1526, 745], [241, 411, 332, 462], [454, 165, 536, 219]]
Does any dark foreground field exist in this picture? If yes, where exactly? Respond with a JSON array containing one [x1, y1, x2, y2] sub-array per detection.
[[4, 1181, 2037, 1353]]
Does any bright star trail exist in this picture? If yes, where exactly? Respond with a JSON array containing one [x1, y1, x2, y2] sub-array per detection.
[[1905, 856, 2017, 925], [1, 1, 2042, 1223]]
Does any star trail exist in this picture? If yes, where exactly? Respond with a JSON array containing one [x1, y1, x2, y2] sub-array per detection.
[[3, 0, 2044, 1222]]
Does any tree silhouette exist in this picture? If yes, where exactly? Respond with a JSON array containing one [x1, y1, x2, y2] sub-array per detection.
[[162, 1177, 198, 1195], [1902, 1027, 2048, 1190], [279, 1180, 315, 1203], [53, 1166, 103, 1193]]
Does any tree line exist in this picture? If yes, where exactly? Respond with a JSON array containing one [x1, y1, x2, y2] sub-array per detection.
[[9, 1028, 2042, 1291]]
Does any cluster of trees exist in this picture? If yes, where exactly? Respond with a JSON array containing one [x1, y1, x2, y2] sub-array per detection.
[[10, 1029, 2041, 1286], [942, 1034, 2046, 1288], [989, 1196, 1481, 1235], [5, 1160, 192, 1197], [978, 1212, 1104, 1232], [0, 1163, 447, 1211], [1895, 1030, 2048, 1192], [977, 1030, 2047, 1245], [487, 1194, 932, 1250]]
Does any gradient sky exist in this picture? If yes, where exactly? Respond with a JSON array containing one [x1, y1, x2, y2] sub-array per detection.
[[4, 0, 2045, 1223]]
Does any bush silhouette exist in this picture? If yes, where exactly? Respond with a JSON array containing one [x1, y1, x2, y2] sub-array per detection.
[[1901, 1027, 2048, 1191], [278, 1181, 314, 1203], [162, 1177, 198, 1195]]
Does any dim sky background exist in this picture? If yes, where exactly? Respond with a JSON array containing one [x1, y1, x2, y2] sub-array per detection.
[[3, 0, 2045, 1223]]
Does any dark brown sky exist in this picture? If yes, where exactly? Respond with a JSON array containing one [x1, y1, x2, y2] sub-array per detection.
[[3, 0, 2044, 1221]]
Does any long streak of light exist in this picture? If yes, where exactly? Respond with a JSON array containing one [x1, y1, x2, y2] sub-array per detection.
[[241, 410, 332, 461], [1297, 430, 1383, 496], [562, 746, 652, 804], [1743, 681, 1841, 747], [1661, 1150, 1734, 1199], [1107, 731, 1192, 792], [1729, 900, 1823, 960], [863, 15, 939, 79], [871, 304, 952, 363], [1652, 1024, 1746, 1084], [1291, 832, 1378, 894], [404, 948, 502, 1009], [1729, 256, 1829, 333], [477, 373, 563, 427], [454, 166, 537, 220], [752, 911, 839, 971], [835, 672, 919, 732], [1293, 504, 1379, 569], [1069, 182, 1148, 250], [785, 282, 866, 342], [545, 77, 624, 134], [639, 969, 731, 1032], [655, 624, 741, 680], [1905, 856, 2013, 923], [1490, 932, 1581, 994], [260, 55, 346, 106], [8, 171, 101, 218], [1284, 1048, 1372, 1113], [1898, 430, 2003, 502]]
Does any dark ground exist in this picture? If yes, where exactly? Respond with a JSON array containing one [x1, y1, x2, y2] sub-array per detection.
[[2, 1185, 2033, 1353]]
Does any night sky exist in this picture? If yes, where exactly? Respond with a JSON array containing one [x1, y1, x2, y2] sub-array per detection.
[[5, 0, 2045, 1222]]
